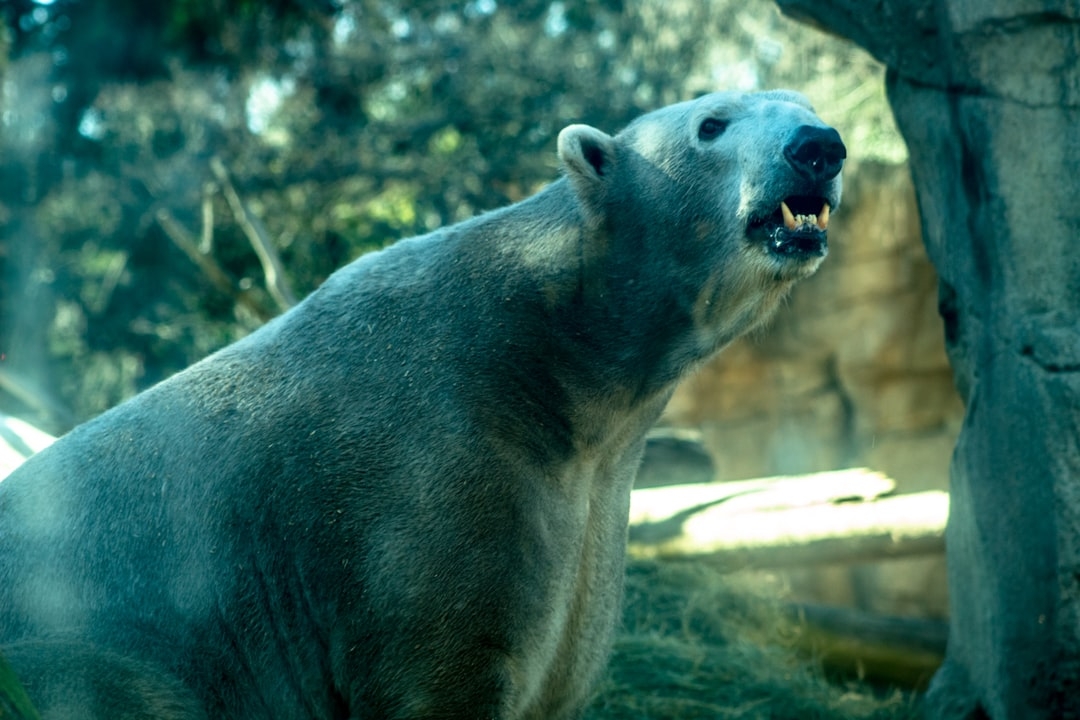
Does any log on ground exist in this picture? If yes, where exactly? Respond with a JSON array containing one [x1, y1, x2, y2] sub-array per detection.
[[628, 470, 947, 569], [789, 602, 948, 689]]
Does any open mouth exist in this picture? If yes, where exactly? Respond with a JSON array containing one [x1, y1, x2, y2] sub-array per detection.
[[747, 195, 831, 260]]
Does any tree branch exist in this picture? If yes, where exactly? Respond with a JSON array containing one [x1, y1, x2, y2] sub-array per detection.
[[211, 157, 298, 311], [156, 208, 275, 322], [200, 181, 216, 255]]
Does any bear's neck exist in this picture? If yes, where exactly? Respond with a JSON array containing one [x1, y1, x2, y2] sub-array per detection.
[[457, 179, 707, 450]]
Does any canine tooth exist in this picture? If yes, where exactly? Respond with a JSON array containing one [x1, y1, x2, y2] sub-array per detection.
[[817, 202, 831, 231], [780, 201, 796, 230]]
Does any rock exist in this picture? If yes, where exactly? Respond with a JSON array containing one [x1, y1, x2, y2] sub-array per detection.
[[635, 429, 715, 489], [776, 1, 1080, 716]]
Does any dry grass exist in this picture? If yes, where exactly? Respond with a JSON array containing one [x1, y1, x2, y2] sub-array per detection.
[[588, 560, 922, 720]]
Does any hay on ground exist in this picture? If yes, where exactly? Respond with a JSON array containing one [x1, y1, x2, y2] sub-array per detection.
[[587, 560, 921, 720]]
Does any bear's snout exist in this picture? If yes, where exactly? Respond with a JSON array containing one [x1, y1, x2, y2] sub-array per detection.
[[783, 125, 846, 183]]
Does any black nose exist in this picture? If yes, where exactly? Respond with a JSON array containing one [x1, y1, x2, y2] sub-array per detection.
[[783, 125, 846, 182]]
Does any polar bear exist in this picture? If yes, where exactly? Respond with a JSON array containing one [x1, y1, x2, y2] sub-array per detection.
[[0, 90, 844, 719]]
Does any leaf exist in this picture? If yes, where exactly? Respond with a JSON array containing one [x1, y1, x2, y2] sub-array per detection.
[[0, 652, 40, 720]]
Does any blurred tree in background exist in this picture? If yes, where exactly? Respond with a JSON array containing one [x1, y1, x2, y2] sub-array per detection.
[[0, 0, 901, 432]]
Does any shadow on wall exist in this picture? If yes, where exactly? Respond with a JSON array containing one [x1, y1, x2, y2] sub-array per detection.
[[663, 159, 964, 619]]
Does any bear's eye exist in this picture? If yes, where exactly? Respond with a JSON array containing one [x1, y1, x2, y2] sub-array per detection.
[[698, 117, 729, 141]]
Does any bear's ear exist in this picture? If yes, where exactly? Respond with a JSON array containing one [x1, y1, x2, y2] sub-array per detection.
[[558, 124, 617, 200]]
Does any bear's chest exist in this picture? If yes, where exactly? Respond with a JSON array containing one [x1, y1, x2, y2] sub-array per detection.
[[502, 455, 636, 719]]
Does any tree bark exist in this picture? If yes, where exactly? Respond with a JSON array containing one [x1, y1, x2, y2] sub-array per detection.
[[776, 1, 1080, 717]]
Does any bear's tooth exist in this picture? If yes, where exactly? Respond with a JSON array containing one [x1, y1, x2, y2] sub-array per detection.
[[817, 202, 831, 231], [780, 200, 796, 230]]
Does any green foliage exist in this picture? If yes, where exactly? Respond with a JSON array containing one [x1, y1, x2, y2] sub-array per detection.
[[0, 0, 902, 432], [0, 650, 39, 720]]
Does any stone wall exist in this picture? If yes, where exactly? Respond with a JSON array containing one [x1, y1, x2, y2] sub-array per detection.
[[662, 160, 963, 618]]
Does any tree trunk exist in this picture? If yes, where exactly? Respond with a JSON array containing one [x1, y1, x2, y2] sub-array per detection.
[[776, 1, 1080, 717]]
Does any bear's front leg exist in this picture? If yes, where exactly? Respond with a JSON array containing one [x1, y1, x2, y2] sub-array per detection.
[[331, 503, 610, 720]]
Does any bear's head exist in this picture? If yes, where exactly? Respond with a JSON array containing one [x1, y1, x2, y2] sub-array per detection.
[[557, 89, 845, 353]]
